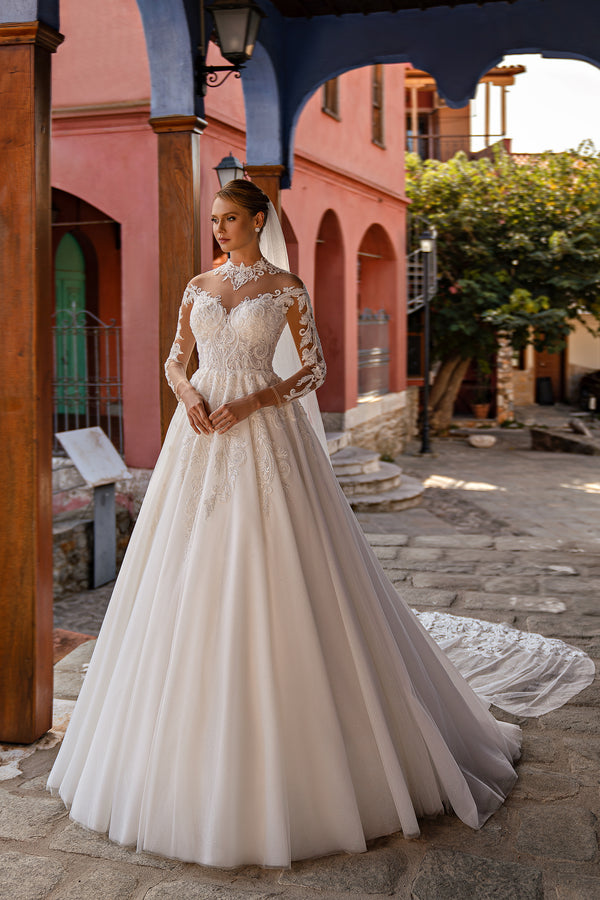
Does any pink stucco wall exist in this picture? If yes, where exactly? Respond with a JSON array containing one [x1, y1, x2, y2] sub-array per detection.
[[52, 0, 160, 468], [52, 0, 151, 107], [296, 64, 406, 198]]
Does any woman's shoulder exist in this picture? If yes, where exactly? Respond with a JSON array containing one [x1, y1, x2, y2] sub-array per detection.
[[267, 266, 305, 291], [188, 268, 223, 289]]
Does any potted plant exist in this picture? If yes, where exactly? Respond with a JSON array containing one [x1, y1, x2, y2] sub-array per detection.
[[471, 360, 492, 419]]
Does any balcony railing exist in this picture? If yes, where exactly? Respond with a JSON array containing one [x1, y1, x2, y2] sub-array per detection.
[[406, 134, 509, 161]]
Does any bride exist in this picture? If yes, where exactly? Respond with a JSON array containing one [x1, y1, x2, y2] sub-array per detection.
[[47, 179, 594, 869]]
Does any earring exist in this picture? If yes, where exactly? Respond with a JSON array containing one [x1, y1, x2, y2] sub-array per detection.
[[255, 226, 260, 232]]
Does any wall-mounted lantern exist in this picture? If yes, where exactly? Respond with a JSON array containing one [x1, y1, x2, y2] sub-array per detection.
[[197, 0, 265, 94], [214, 153, 245, 188]]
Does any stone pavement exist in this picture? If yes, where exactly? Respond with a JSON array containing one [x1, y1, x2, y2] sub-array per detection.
[[1, 419, 599, 899]]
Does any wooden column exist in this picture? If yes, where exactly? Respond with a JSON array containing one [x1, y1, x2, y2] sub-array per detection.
[[245, 165, 285, 218], [0, 22, 63, 743], [410, 86, 418, 151], [150, 116, 205, 440]]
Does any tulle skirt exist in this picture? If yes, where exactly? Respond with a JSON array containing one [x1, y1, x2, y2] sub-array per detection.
[[46, 369, 590, 868]]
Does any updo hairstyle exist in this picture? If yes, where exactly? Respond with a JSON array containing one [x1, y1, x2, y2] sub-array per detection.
[[214, 179, 269, 233]]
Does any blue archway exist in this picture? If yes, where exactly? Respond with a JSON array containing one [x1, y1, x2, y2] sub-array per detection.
[[135, 0, 198, 117], [245, 0, 600, 182]]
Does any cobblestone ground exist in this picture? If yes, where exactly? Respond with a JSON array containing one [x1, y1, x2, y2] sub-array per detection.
[[2, 420, 599, 899]]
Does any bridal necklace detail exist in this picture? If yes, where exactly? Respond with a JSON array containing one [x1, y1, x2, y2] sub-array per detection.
[[221, 256, 278, 291]]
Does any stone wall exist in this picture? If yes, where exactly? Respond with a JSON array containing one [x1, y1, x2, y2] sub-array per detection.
[[52, 464, 151, 599], [495, 332, 515, 424], [52, 459, 152, 522], [53, 508, 135, 599], [322, 388, 419, 457]]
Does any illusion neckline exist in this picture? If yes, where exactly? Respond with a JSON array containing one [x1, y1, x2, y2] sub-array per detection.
[[221, 256, 276, 291], [186, 280, 303, 318], [186, 285, 271, 319]]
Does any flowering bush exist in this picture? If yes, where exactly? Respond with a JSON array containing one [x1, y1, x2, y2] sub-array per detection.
[[406, 143, 600, 428]]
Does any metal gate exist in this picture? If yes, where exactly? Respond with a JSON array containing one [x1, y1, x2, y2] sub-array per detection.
[[52, 307, 123, 455]]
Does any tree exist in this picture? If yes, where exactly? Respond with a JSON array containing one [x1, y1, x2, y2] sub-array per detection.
[[405, 144, 600, 430]]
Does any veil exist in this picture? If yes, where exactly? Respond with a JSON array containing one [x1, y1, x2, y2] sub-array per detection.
[[259, 200, 329, 455]]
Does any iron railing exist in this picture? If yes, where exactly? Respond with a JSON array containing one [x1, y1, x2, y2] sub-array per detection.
[[52, 306, 123, 455], [406, 134, 508, 161], [407, 244, 437, 314]]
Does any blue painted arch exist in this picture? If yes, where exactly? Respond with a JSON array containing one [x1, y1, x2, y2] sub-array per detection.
[[242, 41, 283, 167], [2, 0, 59, 30], [245, 0, 600, 182], [135, 0, 199, 118]]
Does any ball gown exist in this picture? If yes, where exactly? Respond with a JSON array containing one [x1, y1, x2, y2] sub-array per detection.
[[47, 257, 595, 869]]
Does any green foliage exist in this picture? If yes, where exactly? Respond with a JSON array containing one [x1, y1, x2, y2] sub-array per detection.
[[406, 144, 600, 366]]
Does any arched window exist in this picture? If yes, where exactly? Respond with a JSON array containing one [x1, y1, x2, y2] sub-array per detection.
[[357, 224, 397, 397]]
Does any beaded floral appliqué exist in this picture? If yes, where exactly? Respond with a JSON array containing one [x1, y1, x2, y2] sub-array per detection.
[[220, 256, 282, 291], [178, 405, 293, 534]]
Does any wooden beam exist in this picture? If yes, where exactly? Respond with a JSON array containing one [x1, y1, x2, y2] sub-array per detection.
[[0, 21, 63, 743], [410, 86, 419, 150], [149, 116, 205, 441]]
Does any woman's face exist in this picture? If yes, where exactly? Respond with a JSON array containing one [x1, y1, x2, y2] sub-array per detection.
[[211, 197, 263, 254]]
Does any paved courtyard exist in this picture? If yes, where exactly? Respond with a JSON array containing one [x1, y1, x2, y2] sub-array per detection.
[[1, 412, 599, 899]]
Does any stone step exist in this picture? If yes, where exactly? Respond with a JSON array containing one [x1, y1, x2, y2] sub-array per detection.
[[326, 430, 351, 456], [331, 446, 381, 476], [338, 461, 403, 496], [348, 475, 424, 512]]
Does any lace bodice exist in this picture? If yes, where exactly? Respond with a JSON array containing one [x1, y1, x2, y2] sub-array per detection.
[[164, 258, 326, 406]]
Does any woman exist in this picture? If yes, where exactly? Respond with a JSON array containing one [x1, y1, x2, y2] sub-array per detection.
[[47, 180, 593, 869]]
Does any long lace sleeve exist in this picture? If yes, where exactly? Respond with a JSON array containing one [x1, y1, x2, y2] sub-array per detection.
[[164, 285, 197, 401], [272, 286, 326, 404]]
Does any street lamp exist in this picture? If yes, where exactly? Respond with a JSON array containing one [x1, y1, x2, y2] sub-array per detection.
[[419, 224, 436, 454], [215, 153, 245, 187], [197, 0, 265, 95]]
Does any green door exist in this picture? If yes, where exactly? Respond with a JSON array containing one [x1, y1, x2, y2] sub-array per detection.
[[55, 233, 86, 415]]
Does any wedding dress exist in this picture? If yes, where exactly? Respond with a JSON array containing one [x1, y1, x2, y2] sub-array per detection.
[[47, 256, 594, 869]]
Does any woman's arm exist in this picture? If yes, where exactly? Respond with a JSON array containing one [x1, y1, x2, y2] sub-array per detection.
[[164, 285, 196, 401], [260, 284, 327, 406], [165, 285, 213, 434]]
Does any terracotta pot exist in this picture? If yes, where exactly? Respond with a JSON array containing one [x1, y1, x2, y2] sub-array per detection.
[[471, 403, 491, 419]]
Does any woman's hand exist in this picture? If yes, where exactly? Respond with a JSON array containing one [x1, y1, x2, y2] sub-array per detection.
[[209, 394, 260, 434], [180, 386, 213, 435]]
